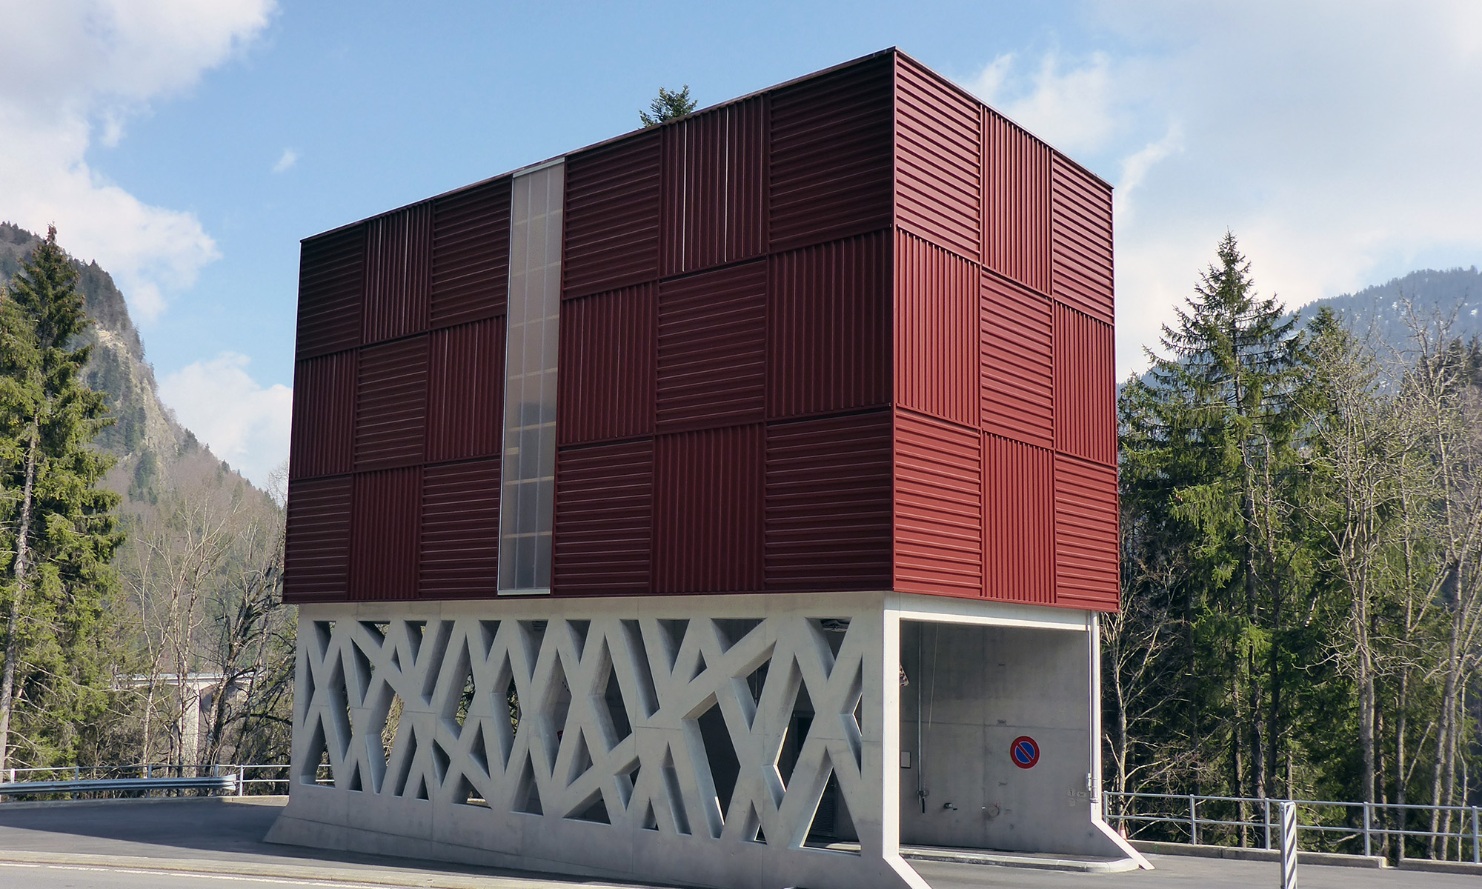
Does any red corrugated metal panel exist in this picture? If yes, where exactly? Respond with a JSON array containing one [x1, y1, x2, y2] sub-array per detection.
[[1054, 453, 1119, 611], [426, 318, 504, 462], [558, 285, 655, 445], [1050, 155, 1113, 323], [283, 475, 353, 603], [1053, 305, 1116, 465], [895, 55, 980, 261], [296, 225, 364, 360], [563, 131, 661, 299], [431, 177, 511, 326], [289, 351, 357, 480], [895, 230, 977, 427], [657, 260, 767, 432], [661, 97, 767, 275], [355, 336, 428, 470], [653, 425, 764, 593], [419, 459, 500, 599], [350, 469, 421, 601], [769, 53, 894, 251], [981, 272, 1053, 447], [767, 233, 890, 418], [894, 411, 982, 598], [983, 434, 1053, 604], [363, 204, 432, 343], [982, 110, 1051, 294], [764, 411, 892, 591], [552, 440, 653, 596]]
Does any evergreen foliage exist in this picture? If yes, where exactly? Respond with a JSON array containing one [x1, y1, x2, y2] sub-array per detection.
[[639, 85, 696, 126]]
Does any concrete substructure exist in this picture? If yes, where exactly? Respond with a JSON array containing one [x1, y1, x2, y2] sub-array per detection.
[[267, 593, 1143, 889]]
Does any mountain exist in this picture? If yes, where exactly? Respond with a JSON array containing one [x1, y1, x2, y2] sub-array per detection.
[[1295, 266, 1482, 355]]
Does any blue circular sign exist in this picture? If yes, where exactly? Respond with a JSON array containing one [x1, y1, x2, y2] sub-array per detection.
[[1011, 736, 1040, 769]]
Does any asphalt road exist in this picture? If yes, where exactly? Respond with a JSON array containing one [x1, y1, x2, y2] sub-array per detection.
[[0, 797, 1467, 889]]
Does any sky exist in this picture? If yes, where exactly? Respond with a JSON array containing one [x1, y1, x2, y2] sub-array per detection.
[[1, 1, 1480, 489]]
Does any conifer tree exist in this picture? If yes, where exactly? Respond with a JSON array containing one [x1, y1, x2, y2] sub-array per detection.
[[639, 85, 696, 126], [0, 226, 121, 770]]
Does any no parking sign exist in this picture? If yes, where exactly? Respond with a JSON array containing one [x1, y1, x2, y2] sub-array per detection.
[[1011, 735, 1040, 769]]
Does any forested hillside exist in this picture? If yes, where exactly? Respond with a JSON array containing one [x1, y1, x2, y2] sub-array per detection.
[[1301, 267, 1482, 357]]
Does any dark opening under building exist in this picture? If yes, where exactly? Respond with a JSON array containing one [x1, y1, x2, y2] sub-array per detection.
[[269, 48, 1142, 889]]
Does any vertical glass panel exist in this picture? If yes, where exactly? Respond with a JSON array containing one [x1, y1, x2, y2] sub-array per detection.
[[498, 160, 564, 595]]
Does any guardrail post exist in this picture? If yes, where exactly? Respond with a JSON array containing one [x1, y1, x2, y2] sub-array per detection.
[[1280, 800, 1298, 889], [1189, 794, 1200, 845], [1472, 806, 1479, 865], [1363, 801, 1371, 858], [1264, 798, 1272, 850], [237, 766, 246, 798]]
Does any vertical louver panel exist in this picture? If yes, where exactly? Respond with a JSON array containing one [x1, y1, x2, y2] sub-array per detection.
[[558, 285, 656, 445], [983, 111, 1051, 294], [1055, 453, 1119, 611], [764, 411, 892, 591], [896, 55, 980, 261], [296, 225, 364, 360], [355, 336, 428, 470], [983, 435, 1054, 604], [657, 260, 767, 432], [350, 469, 421, 601], [767, 233, 890, 419], [661, 97, 767, 275], [363, 204, 432, 344], [289, 350, 356, 480], [431, 177, 511, 326], [653, 425, 764, 594], [426, 318, 503, 462], [770, 53, 894, 251], [895, 231, 977, 428], [895, 411, 982, 598], [553, 440, 654, 595], [981, 273, 1054, 448], [1053, 305, 1115, 465], [1051, 155, 1114, 323], [564, 132, 661, 298], [419, 459, 500, 599], [283, 475, 353, 603]]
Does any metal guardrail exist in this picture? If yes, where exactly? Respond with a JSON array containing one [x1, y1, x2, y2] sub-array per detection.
[[0, 764, 296, 800], [1103, 790, 1482, 864], [0, 775, 237, 798]]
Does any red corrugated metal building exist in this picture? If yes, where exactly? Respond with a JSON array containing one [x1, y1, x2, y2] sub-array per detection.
[[283, 48, 1118, 612]]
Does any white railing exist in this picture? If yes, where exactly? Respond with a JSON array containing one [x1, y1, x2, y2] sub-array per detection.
[[0, 763, 294, 797], [1104, 790, 1482, 864]]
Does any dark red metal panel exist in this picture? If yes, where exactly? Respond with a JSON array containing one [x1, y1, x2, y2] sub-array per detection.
[[363, 204, 432, 343], [1054, 453, 1119, 611], [431, 177, 511, 326], [653, 425, 764, 594], [981, 272, 1053, 447], [283, 475, 353, 603], [419, 459, 500, 599], [983, 110, 1051, 294], [895, 54, 980, 261], [350, 469, 421, 601], [657, 260, 767, 432], [769, 53, 894, 252], [355, 335, 428, 470], [564, 131, 661, 299], [661, 96, 767, 275], [1050, 155, 1113, 323], [895, 230, 977, 428], [764, 411, 892, 591], [552, 440, 654, 596], [427, 318, 504, 462], [289, 351, 356, 480], [983, 434, 1053, 604], [1053, 305, 1115, 465], [767, 232, 890, 419], [296, 225, 364, 360], [895, 410, 982, 598], [558, 285, 655, 445]]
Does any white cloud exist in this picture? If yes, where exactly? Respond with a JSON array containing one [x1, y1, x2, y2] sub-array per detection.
[[965, 1, 1482, 377], [272, 148, 298, 174], [0, 0, 275, 321], [159, 352, 291, 490]]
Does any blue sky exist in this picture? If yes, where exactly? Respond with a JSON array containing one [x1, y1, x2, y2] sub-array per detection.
[[2, 1, 1480, 488]]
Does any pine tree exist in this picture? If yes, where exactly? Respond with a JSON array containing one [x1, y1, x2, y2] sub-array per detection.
[[639, 85, 696, 127], [0, 226, 121, 770]]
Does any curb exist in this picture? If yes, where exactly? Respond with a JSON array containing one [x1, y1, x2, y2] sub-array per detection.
[[1396, 857, 1482, 876], [1130, 840, 1388, 869]]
